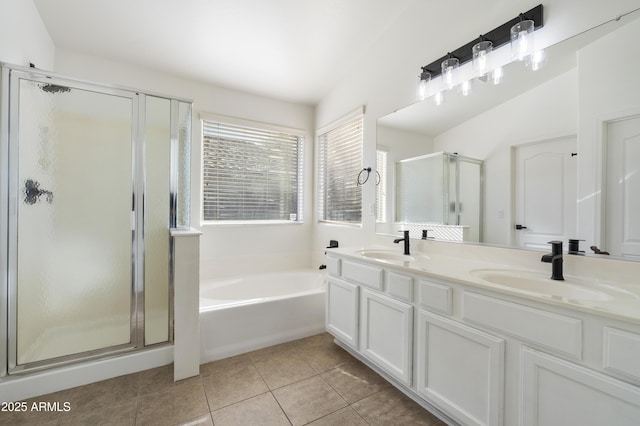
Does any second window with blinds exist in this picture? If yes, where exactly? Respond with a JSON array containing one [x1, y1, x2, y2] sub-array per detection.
[[201, 114, 304, 224]]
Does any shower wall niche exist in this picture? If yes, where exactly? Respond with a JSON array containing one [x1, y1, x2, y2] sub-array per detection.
[[0, 64, 192, 375], [395, 152, 483, 242]]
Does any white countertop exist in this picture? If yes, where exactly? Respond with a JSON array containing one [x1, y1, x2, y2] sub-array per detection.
[[327, 243, 640, 324]]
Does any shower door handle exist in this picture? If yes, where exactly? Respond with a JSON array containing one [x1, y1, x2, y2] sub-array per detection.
[[24, 179, 53, 205]]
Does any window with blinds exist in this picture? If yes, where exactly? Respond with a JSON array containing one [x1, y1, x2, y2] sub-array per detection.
[[376, 148, 388, 223], [202, 116, 304, 223], [317, 111, 364, 224]]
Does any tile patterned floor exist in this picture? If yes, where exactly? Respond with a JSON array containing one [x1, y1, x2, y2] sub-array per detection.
[[1, 333, 445, 426]]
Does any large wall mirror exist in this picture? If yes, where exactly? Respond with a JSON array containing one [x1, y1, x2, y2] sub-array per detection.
[[376, 8, 640, 260]]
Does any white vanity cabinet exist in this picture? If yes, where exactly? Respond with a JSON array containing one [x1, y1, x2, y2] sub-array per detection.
[[416, 309, 505, 426], [326, 277, 359, 348], [521, 347, 640, 426], [324, 251, 640, 426], [360, 288, 413, 385]]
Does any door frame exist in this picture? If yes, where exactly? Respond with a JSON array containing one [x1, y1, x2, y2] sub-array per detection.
[[509, 131, 577, 247], [595, 108, 640, 253]]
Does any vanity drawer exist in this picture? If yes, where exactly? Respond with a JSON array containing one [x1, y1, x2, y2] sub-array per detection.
[[387, 272, 413, 302], [326, 256, 341, 277], [418, 279, 452, 315], [463, 291, 582, 359], [603, 327, 640, 382], [342, 260, 383, 290]]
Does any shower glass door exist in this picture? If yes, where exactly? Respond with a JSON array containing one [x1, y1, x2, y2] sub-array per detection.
[[8, 73, 136, 370]]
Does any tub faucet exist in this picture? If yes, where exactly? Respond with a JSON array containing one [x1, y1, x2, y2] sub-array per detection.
[[541, 240, 564, 280], [394, 230, 410, 255]]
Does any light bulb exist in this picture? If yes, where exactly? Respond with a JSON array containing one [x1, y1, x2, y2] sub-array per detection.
[[432, 91, 445, 106], [458, 80, 472, 97], [490, 66, 504, 85], [526, 49, 546, 71]]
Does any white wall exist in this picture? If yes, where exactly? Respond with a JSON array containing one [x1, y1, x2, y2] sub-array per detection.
[[313, 0, 640, 257], [0, 0, 55, 69], [53, 50, 315, 279]]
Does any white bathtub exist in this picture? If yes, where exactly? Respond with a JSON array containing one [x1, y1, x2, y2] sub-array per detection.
[[199, 270, 326, 363]]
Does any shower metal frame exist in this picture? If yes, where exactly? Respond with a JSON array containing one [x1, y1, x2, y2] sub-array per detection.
[[0, 63, 191, 375]]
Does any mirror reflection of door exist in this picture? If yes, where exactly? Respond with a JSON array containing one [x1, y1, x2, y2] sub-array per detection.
[[605, 115, 640, 259], [514, 136, 577, 250]]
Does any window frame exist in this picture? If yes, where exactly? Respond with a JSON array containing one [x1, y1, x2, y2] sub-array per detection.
[[316, 107, 365, 226], [200, 112, 305, 226]]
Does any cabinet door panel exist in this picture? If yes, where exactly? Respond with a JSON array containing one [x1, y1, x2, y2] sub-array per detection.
[[417, 309, 505, 426], [326, 278, 358, 348], [360, 289, 413, 385], [522, 347, 640, 426]]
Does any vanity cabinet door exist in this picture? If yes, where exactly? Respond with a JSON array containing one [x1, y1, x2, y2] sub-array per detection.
[[521, 347, 640, 426], [360, 288, 413, 386], [326, 277, 359, 348], [417, 309, 505, 426]]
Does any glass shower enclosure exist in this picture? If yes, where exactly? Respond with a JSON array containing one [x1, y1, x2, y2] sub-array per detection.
[[0, 64, 192, 375], [395, 152, 483, 242]]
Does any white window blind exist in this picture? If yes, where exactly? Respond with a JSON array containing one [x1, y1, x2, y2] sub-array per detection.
[[376, 148, 388, 223], [318, 112, 363, 223], [202, 117, 304, 223]]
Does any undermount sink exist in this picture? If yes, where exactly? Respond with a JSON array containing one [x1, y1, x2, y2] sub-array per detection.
[[358, 249, 429, 263], [470, 269, 616, 301]]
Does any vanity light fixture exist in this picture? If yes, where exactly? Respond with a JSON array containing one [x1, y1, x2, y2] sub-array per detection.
[[417, 4, 543, 96]]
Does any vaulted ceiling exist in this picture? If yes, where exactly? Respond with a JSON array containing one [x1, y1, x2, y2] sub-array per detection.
[[34, 0, 415, 105]]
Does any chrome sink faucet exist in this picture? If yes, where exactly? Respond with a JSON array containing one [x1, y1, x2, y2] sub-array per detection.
[[541, 240, 564, 280], [394, 230, 410, 255]]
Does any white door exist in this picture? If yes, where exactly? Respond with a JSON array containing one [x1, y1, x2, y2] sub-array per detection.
[[326, 278, 359, 348], [514, 137, 577, 250], [605, 115, 640, 259]]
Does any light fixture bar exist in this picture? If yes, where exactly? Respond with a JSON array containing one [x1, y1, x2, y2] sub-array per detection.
[[419, 4, 543, 78]]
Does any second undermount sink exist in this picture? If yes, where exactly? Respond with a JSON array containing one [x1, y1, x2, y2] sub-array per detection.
[[470, 269, 618, 301], [358, 249, 430, 263]]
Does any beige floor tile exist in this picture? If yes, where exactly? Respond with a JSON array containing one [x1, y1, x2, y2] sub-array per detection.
[[202, 364, 269, 410], [66, 373, 139, 416], [200, 353, 252, 378], [175, 413, 214, 426], [136, 380, 209, 426], [246, 340, 299, 362], [138, 364, 200, 397], [352, 387, 442, 426], [273, 376, 348, 426], [211, 392, 290, 426], [306, 406, 368, 426], [321, 359, 389, 403], [295, 342, 355, 373], [58, 400, 136, 426], [252, 351, 316, 390]]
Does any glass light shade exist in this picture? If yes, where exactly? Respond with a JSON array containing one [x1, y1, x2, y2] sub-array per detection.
[[458, 80, 472, 97], [472, 40, 493, 77], [490, 66, 504, 85], [526, 49, 547, 71], [432, 91, 445, 106], [441, 57, 459, 90], [511, 19, 535, 61], [418, 71, 431, 101]]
